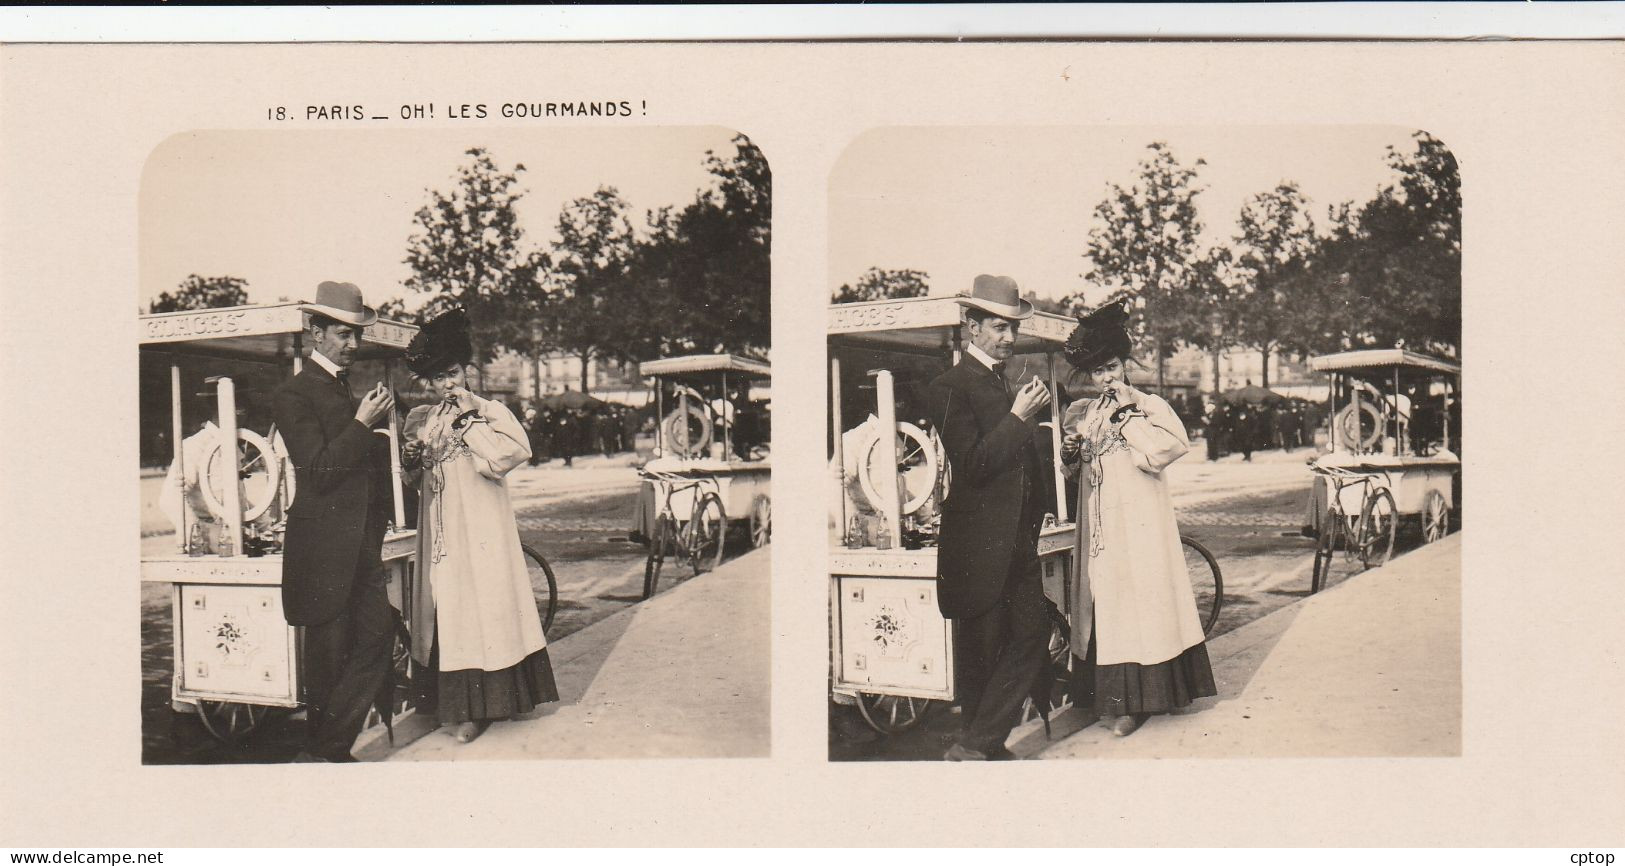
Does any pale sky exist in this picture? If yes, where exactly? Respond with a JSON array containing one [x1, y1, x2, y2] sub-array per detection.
[[829, 125, 1430, 305], [140, 126, 744, 309]]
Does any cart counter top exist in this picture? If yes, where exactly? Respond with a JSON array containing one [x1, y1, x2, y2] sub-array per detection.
[[142, 530, 417, 584], [643, 456, 771, 474], [139, 302, 418, 361]]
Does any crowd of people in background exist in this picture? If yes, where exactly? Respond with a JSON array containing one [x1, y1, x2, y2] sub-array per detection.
[[1158, 389, 1327, 463], [515, 403, 649, 466]]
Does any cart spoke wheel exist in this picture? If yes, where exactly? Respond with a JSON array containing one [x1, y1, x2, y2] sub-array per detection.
[[855, 692, 930, 735], [642, 515, 672, 600], [522, 544, 559, 634], [856, 422, 941, 517], [199, 429, 281, 524], [1359, 489, 1398, 570], [1181, 536, 1224, 636], [748, 494, 771, 548], [1421, 490, 1450, 543], [688, 493, 727, 575], [196, 700, 269, 745]]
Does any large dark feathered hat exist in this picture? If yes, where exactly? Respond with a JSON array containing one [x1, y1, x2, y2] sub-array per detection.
[[404, 309, 473, 377], [1063, 298, 1134, 372]]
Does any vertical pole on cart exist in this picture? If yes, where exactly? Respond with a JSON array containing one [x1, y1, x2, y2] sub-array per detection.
[[831, 354, 846, 542], [1393, 366, 1403, 456], [217, 377, 243, 556], [1047, 351, 1069, 524], [678, 386, 691, 459], [291, 331, 304, 375], [386, 363, 406, 529], [1442, 377, 1451, 453], [722, 369, 731, 461], [873, 369, 903, 550], [655, 382, 665, 458], [1328, 373, 1338, 452], [171, 364, 187, 554]]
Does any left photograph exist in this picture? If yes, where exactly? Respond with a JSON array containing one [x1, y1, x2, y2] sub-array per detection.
[[136, 126, 771, 764]]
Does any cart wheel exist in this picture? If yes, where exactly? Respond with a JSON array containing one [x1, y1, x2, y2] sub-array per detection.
[[1421, 490, 1450, 544], [855, 692, 931, 735], [688, 492, 727, 575], [196, 700, 269, 745], [1359, 489, 1398, 570], [1311, 515, 1342, 594], [1181, 536, 1224, 636], [199, 429, 281, 523], [521, 544, 559, 634], [642, 515, 673, 600], [662, 404, 712, 459], [856, 422, 942, 516], [748, 494, 771, 548]]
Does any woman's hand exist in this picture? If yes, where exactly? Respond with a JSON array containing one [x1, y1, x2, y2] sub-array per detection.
[[448, 386, 479, 413], [1101, 379, 1139, 405], [401, 439, 426, 468], [1060, 431, 1084, 461]]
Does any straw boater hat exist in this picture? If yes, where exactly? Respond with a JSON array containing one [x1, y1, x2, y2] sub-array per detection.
[[955, 274, 1034, 321], [300, 281, 378, 327]]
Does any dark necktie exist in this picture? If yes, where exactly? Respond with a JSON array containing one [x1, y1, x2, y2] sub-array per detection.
[[991, 362, 1011, 401], [336, 370, 355, 406]]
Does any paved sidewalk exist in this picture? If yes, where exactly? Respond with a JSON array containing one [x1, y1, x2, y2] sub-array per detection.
[[1034, 534, 1461, 760], [376, 545, 771, 762]]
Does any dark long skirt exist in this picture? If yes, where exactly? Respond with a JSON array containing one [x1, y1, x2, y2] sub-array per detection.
[[1071, 619, 1217, 717], [414, 629, 561, 726]]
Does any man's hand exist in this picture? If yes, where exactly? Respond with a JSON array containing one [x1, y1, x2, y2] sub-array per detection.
[[1010, 376, 1052, 422], [355, 383, 394, 427]]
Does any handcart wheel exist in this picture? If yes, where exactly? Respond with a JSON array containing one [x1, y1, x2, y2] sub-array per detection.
[[1359, 489, 1398, 570], [1335, 397, 1384, 453], [196, 700, 269, 745], [199, 429, 281, 523], [1421, 490, 1450, 544], [662, 404, 712, 459], [1311, 515, 1342, 594], [748, 494, 771, 548], [688, 493, 727, 575], [855, 692, 931, 735], [1181, 535, 1224, 637], [856, 422, 941, 516], [521, 543, 559, 634], [642, 515, 674, 600]]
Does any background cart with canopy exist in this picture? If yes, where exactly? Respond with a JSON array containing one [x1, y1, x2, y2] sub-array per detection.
[[1307, 348, 1461, 587], [139, 302, 419, 743]]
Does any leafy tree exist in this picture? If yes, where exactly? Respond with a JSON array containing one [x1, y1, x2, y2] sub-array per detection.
[[149, 274, 249, 313], [627, 135, 771, 358], [546, 186, 637, 391], [1184, 247, 1245, 396], [1339, 133, 1461, 356], [374, 296, 416, 323], [1229, 182, 1320, 388], [1077, 142, 1211, 389], [833, 267, 929, 303], [402, 147, 546, 383]]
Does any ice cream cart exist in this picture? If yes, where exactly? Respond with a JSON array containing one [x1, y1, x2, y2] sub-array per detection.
[[636, 353, 772, 597], [827, 297, 1078, 734], [1307, 348, 1461, 591], [140, 302, 419, 743]]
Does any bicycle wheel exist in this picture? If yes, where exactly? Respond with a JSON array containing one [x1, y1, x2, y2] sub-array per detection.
[[1181, 536, 1224, 636], [521, 543, 559, 634], [854, 692, 931, 735], [196, 700, 269, 745], [1311, 514, 1342, 594], [1359, 489, 1398, 570], [688, 492, 727, 575], [643, 514, 673, 600]]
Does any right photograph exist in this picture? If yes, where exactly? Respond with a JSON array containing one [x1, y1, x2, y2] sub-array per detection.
[[826, 126, 1462, 762]]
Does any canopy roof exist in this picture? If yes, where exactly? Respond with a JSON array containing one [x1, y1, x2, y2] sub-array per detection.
[[1309, 349, 1460, 376], [639, 353, 771, 380], [139, 302, 418, 363], [827, 296, 1074, 356]]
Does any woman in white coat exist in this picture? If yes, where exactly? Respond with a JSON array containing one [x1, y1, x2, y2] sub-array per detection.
[[401, 311, 558, 744], [1059, 301, 1217, 737]]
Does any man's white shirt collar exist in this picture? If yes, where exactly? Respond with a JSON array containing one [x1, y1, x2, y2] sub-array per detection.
[[308, 349, 344, 378], [965, 342, 1000, 372]]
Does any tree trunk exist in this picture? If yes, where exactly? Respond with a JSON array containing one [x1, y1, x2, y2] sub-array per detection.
[[532, 354, 543, 403], [579, 351, 591, 393], [1259, 344, 1271, 390], [1210, 344, 1223, 397], [1154, 337, 1166, 393]]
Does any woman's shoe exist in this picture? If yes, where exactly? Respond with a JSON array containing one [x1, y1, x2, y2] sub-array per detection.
[[453, 720, 491, 744], [1111, 713, 1150, 737]]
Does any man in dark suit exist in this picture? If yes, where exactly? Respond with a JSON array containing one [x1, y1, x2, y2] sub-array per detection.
[[274, 281, 396, 762], [927, 274, 1054, 761]]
